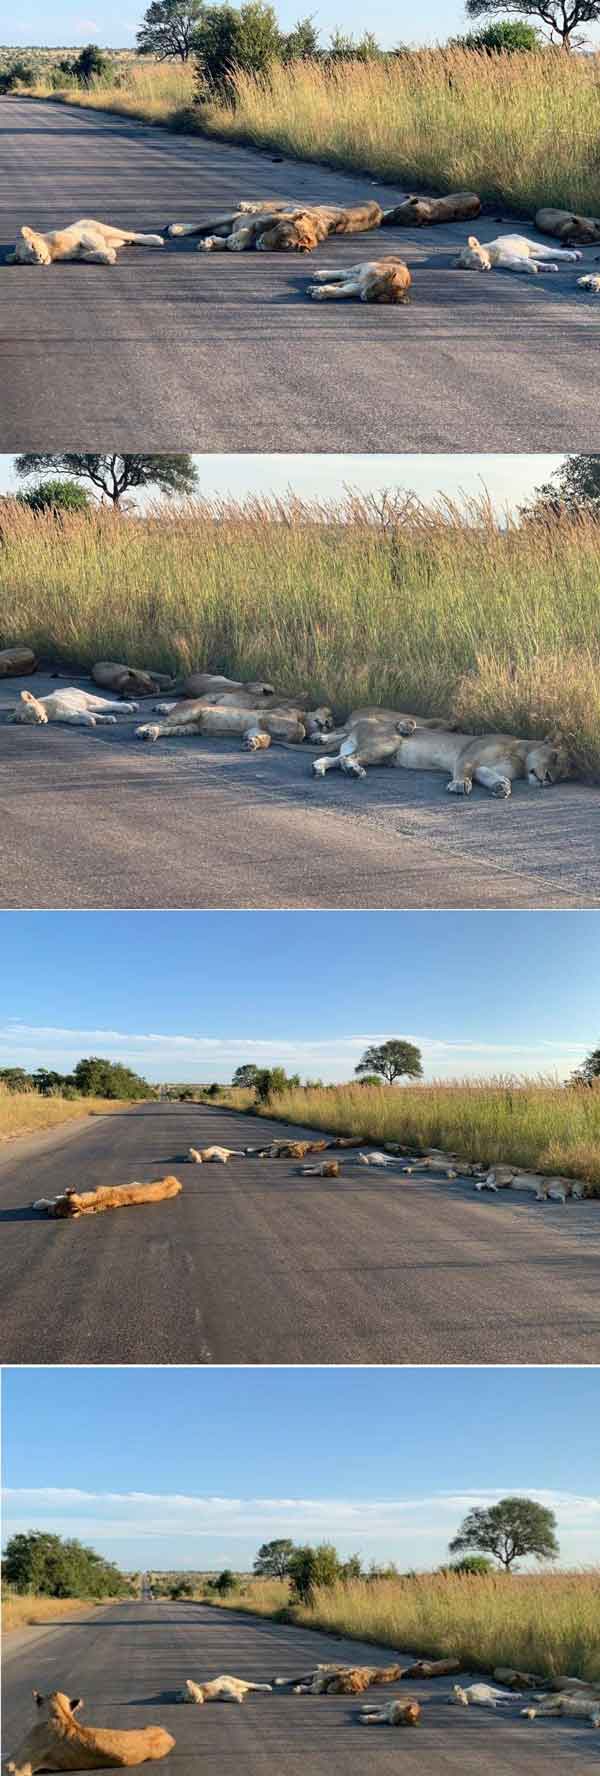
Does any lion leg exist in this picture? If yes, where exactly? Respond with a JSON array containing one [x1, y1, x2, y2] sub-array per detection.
[[310, 268, 350, 284], [136, 718, 199, 741], [308, 280, 359, 300], [227, 226, 255, 251], [446, 772, 473, 795], [474, 765, 512, 798], [79, 245, 118, 264], [198, 235, 229, 252], [312, 750, 343, 777], [243, 723, 271, 751]]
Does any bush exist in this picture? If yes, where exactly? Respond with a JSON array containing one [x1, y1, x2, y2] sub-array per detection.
[[288, 1543, 341, 1605], [17, 480, 91, 517], [0, 59, 35, 94], [4, 1531, 128, 1599], [194, 1, 282, 96], [450, 21, 541, 50]]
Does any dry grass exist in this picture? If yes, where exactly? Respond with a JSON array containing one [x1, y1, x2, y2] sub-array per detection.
[[0, 1090, 135, 1145], [216, 1571, 600, 1683], [2, 496, 600, 777], [255, 1077, 600, 1185], [2, 1594, 107, 1632], [25, 47, 600, 215]]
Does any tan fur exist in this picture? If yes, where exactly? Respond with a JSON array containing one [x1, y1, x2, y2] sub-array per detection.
[[299, 1160, 340, 1176], [403, 1658, 461, 1678], [577, 274, 600, 293], [7, 1691, 175, 1775], [188, 1145, 243, 1164], [136, 699, 330, 749], [392, 726, 571, 798], [359, 1699, 421, 1726], [311, 706, 457, 778], [454, 233, 580, 275], [92, 662, 170, 698], [308, 257, 411, 304], [330, 1135, 365, 1148], [536, 206, 600, 244], [286, 1664, 403, 1695], [9, 221, 164, 266], [182, 200, 383, 254], [11, 688, 138, 727], [383, 192, 480, 226], [180, 1677, 272, 1705], [174, 674, 276, 700], [0, 646, 37, 676], [494, 1668, 548, 1690], [33, 1176, 182, 1218], [522, 1691, 600, 1723]]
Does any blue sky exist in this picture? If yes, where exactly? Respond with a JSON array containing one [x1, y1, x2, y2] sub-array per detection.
[[0, 455, 564, 517], [1, 910, 598, 1083], [3, 1367, 599, 1569], [10, 1, 600, 49]]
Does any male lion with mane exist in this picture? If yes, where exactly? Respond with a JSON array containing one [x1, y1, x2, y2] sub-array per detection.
[[168, 199, 383, 254]]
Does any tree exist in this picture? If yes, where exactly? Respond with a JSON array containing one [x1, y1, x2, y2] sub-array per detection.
[[0, 1067, 34, 1092], [14, 454, 198, 509], [464, 0, 599, 47], [171, 1579, 194, 1597], [32, 1068, 69, 1097], [451, 19, 541, 45], [0, 59, 35, 93], [281, 15, 321, 58], [193, 1, 282, 95], [3, 1530, 127, 1598], [570, 1044, 600, 1086], [73, 45, 111, 82], [447, 1555, 493, 1574], [449, 1497, 559, 1571], [355, 1040, 423, 1086], [214, 1568, 237, 1594], [254, 1066, 298, 1102], [340, 1553, 362, 1580], [288, 1543, 340, 1604], [253, 1539, 295, 1578], [522, 454, 600, 522], [17, 478, 91, 516], [232, 1065, 259, 1088], [138, 1, 206, 60], [72, 1057, 149, 1100]]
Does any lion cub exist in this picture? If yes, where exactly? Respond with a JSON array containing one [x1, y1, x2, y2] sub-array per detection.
[[308, 258, 411, 304]]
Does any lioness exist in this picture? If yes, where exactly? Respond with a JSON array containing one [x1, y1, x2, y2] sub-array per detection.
[[11, 688, 138, 726], [382, 192, 481, 226], [307, 258, 411, 304], [174, 200, 383, 254], [359, 1700, 421, 1727], [136, 700, 330, 749], [392, 727, 571, 798], [169, 674, 276, 700], [0, 646, 37, 677], [9, 220, 164, 266], [92, 662, 172, 698], [179, 1677, 272, 1705], [7, 1692, 175, 1775], [523, 1694, 600, 1724], [312, 709, 419, 778], [33, 1177, 182, 1218], [454, 234, 581, 274], [536, 206, 600, 245]]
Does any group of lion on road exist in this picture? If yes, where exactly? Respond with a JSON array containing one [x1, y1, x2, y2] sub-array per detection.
[[9, 191, 600, 304], [9, 1653, 599, 1776], [2, 653, 573, 803]]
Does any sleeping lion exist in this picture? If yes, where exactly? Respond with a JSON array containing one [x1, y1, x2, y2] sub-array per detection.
[[314, 718, 570, 796], [168, 200, 383, 254], [307, 258, 411, 304], [136, 699, 331, 749], [9, 220, 164, 265]]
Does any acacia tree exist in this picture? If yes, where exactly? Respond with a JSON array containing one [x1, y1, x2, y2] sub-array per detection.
[[137, 1, 205, 60], [355, 1039, 423, 1085], [14, 454, 198, 508], [449, 1497, 559, 1571], [521, 455, 600, 521], [465, 0, 600, 46], [253, 1538, 295, 1578]]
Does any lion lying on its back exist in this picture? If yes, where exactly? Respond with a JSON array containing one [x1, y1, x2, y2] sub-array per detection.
[[9, 220, 163, 265], [168, 199, 383, 254]]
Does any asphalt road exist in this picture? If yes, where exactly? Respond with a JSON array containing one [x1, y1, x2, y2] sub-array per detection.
[[2, 98, 600, 451], [2, 672, 598, 908], [2, 1101, 600, 1366], [3, 1600, 594, 1774]]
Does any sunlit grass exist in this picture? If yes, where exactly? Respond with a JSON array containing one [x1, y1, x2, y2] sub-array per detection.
[[2, 1594, 109, 1632], [2, 496, 600, 776], [253, 1076, 600, 1185], [27, 59, 195, 127], [0, 1089, 136, 1144]]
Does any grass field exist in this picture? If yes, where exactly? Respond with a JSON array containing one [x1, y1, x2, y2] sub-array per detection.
[[0, 1091, 136, 1145], [2, 1594, 107, 1632], [253, 1077, 600, 1186], [22, 46, 600, 216], [2, 497, 600, 778], [211, 1570, 600, 1683]]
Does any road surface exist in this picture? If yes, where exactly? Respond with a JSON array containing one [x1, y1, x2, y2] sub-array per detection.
[[1, 99, 600, 451], [2, 1101, 600, 1365], [1, 673, 598, 908], [2, 1599, 593, 1774]]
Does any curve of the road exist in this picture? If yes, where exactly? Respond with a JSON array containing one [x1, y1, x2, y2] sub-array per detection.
[[3, 1600, 593, 1773], [1, 1101, 600, 1365], [1, 98, 600, 450], [1, 673, 598, 909]]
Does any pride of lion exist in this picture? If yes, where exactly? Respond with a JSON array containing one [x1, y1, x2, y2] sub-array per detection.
[[10, 190, 600, 300], [9, 1649, 598, 1771]]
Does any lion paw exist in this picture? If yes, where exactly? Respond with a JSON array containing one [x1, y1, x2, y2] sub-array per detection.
[[491, 778, 511, 798], [447, 778, 472, 795], [136, 724, 160, 742]]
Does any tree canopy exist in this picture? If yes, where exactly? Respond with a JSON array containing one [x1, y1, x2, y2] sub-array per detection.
[[232, 1064, 260, 1088], [137, 1, 206, 60], [449, 1496, 559, 1570], [14, 454, 198, 508], [72, 1057, 150, 1099], [253, 1538, 295, 1578], [355, 1039, 423, 1085], [288, 1542, 341, 1603], [4, 1531, 129, 1599], [193, 0, 282, 92], [465, 0, 600, 46], [17, 478, 91, 515]]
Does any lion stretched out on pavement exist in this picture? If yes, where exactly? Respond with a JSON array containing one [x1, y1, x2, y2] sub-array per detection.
[[168, 199, 383, 254], [313, 713, 571, 797], [7, 1692, 175, 1775], [307, 258, 411, 304], [9, 220, 164, 265], [33, 1177, 182, 1218], [136, 698, 332, 750]]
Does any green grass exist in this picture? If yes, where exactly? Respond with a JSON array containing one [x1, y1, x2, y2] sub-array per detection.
[[212, 1571, 600, 1683], [2, 496, 600, 778], [253, 1077, 600, 1187], [21, 46, 600, 215]]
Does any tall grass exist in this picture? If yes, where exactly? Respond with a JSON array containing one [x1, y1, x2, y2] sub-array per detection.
[[254, 1077, 600, 1184], [28, 59, 195, 128], [219, 1571, 600, 1682], [0, 1089, 135, 1144], [27, 48, 600, 215], [2, 497, 600, 776], [2, 1594, 109, 1633]]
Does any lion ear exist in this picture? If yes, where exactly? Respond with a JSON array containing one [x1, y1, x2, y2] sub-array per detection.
[[467, 235, 480, 247], [21, 226, 34, 240], [33, 1692, 44, 1706], [70, 1699, 83, 1714]]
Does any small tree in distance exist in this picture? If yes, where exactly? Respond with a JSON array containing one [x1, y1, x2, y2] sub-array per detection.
[[253, 1538, 295, 1578], [355, 1039, 423, 1085], [288, 1543, 340, 1605], [464, 0, 600, 47], [449, 1496, 559, 1572], [138, 0, 205, 60], [232, 1064, 260, 1088], [14, 454, 198, 509], [17, 478, 91, 516]]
